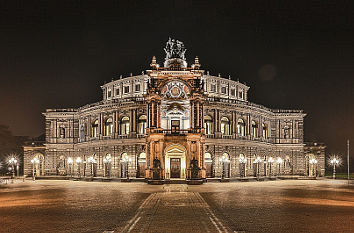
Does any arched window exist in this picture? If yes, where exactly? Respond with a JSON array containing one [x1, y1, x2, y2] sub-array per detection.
[[237, 118, 246, 136], [262, 123, 268, 139], [121, 116, 130, 135], [220, 117, 230, 135], [59, 127, 65, 138], [92, 120, 99, 137], [205, 152, 212, 161], [252, 120, 258, 138], [204, 115, 213, 134], [204, 152, 213, 178], [284, 126, 290, 139], [220, 153, 230, 178], [104, 118, 113, 136], [138, 115, 147, 134], [137, 152, 146, 178]]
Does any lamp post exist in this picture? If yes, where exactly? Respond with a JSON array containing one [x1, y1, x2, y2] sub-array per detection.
[[30, 157, 40, 181], [330, 157, 340, 179], [67, 157, 73, 177], [309, 158, 318, 177], [253, 157, 262, 179], [87, 156, 96, 177], [218, 155, 230, 179], [121, 155, 132, 179], [268, 157, 274, 177], [239, 156, 247, 178], [8, 157, 18, 178], [76, 157, 82, 178], [103, 156, 112, 178], [276, 157, 283, 176]]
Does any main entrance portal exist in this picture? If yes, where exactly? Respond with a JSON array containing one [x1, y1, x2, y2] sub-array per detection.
[[165, 144, 186, 179]]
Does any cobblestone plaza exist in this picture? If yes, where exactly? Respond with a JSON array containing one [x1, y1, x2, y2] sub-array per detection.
[[1, 180, 353, 232]]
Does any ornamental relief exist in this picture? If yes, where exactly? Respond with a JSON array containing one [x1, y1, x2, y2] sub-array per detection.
[[161, 80, 190, 99]]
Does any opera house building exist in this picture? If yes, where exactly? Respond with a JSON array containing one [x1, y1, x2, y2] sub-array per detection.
[[24, 38, 325, 183]]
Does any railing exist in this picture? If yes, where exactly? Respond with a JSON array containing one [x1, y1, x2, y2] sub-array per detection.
[[151, 129, 202, 135]]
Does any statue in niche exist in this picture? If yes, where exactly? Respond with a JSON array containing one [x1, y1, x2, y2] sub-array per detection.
[[190, 158, 200, 179], [152, 157, 161, 180]]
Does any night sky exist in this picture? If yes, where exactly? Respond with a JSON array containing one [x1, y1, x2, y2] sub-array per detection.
[[0, 1, 353, 157]]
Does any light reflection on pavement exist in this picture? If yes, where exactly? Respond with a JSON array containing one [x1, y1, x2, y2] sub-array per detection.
[[0, 180, 353, 233]]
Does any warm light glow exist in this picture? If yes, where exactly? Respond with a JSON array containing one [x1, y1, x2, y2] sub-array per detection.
[[239, 156, 247, 164], [254, 157, 262, 163], [309, 158, 318, 164], [276, 157, 283, 164], [121, 155, 131, 163], [329, 156, 340, 165], [103, 156, 112, 163], [67, 157, 73, 164], [268, 157, 274, 163], [88, 156, 96, 164], [31, 157, 40, 164], [8, 157, 18, 164], [76, 157, 82, 164]]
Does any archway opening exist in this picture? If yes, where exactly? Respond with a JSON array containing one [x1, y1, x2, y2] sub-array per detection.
[[165, 144, 186, 179]]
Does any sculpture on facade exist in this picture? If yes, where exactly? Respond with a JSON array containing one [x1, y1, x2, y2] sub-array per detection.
[[152, 157, 161, 180], [164, 37, 186, 60], [190, 158, 201, 179], [164, 38, 187, 68]]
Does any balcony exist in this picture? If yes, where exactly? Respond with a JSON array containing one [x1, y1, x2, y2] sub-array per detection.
[[150, 129, 202, 135]]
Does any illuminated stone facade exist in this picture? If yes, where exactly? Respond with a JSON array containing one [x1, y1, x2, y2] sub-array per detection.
[[23, 39, 325, 181]]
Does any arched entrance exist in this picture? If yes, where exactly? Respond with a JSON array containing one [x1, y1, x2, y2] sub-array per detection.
[[205, 152, 213, 178], [137, 152, 146, 178], [33, 153, 45, 176], [165, 144, 186, 179]]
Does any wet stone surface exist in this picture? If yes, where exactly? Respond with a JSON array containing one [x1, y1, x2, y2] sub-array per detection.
[[0, 180, 353, 233]]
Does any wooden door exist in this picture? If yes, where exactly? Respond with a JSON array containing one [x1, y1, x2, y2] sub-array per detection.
[[170, 158, 181, 178], [206, 162, 213, 177]]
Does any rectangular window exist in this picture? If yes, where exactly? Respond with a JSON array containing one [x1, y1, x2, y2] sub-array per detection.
[[221, 86, 227, 94], [231, 89, 236, 96], [210, 84, 216, 92], [135, 84, 140, 92], [107, 90, 112, 98], [239, 91, 244, 99], [124, 86, 130, 94], [115, 88, 120, 96]]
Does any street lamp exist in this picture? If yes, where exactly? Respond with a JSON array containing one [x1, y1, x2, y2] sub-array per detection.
[[218, 155, 230, 179], [121, 155, 132, 179], [8, 157, 18, 178], [76, 157, 82, 178], [276, 157, 283, 176], [103, 156, 112, 178], [309, 158, 318, 177], [87, 156, 97, 177], [239, 156, 247, 178], [253, 157, 262, 179], [268, 157, 274, 176], [330, 157, 340, 179], [30, 157, 40, 181], [67, 157, 73, 177]]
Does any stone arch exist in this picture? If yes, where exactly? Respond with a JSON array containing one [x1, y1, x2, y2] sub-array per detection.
[[164, 144, 187, 179]]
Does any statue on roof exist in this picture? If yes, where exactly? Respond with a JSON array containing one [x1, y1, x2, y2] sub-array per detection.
[[164, 38, 187, 68]]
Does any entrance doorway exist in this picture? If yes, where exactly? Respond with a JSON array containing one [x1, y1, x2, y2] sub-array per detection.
[[165, 144, 186, 179], [170, 158, 181, 178]]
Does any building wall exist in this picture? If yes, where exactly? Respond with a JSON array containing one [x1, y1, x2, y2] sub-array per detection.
[[23, 69, 313, 179]]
